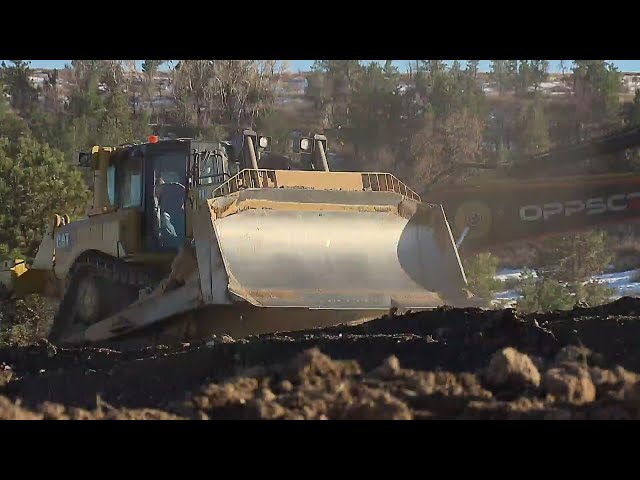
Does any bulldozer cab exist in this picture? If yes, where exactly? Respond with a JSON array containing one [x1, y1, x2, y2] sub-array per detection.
[[94, 138, 232, 254], [102, 140, 187, 252]]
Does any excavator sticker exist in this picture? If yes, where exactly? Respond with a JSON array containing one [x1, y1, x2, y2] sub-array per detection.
[[519, 192, 640, 222]]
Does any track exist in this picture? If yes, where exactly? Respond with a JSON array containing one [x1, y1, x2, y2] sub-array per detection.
[[3, 297, 640, 419], [47, 251, 165, 344]]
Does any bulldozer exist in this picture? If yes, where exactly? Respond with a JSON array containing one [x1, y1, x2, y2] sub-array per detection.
[[0, 130, 474, 347]]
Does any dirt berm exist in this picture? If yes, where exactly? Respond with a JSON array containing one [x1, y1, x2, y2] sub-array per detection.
[[3, 297, 640, 419]]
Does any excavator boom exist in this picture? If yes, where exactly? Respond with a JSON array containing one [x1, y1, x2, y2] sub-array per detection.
[[427, 173, 640, 253], [425, 126, 640, 252]]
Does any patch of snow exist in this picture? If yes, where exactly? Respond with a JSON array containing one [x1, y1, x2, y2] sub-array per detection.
[[491, 267, 640, 304], [495, 268, 537, 282], [591, 269, 640, 297], [494, 288, 521, 300]]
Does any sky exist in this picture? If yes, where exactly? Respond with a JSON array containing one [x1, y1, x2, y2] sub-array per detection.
[[7, 60, 640, 73]]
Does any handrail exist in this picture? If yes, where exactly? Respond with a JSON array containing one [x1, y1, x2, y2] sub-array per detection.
[[361, 172, 421, 201], [211, 169, 421, 201], [213, 169, 277, 197]]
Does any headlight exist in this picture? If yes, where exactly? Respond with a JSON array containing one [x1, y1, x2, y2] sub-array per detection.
[[258, 136, 271, 150]]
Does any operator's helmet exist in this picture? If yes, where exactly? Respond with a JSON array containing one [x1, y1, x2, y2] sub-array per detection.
[[160, 171, 182, 184], [158, 182, 185, 212]]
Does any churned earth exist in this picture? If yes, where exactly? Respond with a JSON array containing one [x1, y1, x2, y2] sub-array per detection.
[[2, 297, 640, 419]]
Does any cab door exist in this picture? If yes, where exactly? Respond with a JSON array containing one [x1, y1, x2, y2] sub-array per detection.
[[144, 142, 189, 252]]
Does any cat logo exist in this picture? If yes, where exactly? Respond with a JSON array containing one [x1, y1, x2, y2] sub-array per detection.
[[520, 192, 640, 222], [55, 232, 71, 249]]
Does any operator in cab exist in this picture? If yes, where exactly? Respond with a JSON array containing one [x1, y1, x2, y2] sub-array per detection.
[[155, 172, 186, 248]]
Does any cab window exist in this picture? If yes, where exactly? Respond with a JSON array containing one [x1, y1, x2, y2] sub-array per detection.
[[116, 155, 143, 208], [107, 164, 116, 206]]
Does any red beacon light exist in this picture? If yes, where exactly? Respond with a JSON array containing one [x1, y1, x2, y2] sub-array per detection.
[[148, 135, 159, 144]]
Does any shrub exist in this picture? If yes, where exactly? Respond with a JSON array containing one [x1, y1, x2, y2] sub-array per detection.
[[463, 252, 503, 307], [517, 271, 614, 313], [540, 230, 612, 282], [517, 230, 615, 313]]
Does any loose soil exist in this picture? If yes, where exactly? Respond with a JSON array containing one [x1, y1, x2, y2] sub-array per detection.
[[3, 297, 640, 419]]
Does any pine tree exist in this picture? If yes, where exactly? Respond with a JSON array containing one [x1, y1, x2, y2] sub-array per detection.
[[467, 60, 480, 79], [0, 135, 89, 258]]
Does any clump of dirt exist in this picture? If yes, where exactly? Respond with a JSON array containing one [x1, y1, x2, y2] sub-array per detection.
[[544, 362, 596, 405], [483, 347, 541, 390], [0, 395, 184, 420], [0, 395, 42, 420], [177, 349, 413, 420]]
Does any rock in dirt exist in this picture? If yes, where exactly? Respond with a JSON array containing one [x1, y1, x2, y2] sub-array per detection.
[[0, 395, 42, 420], [337, 388, 413, 420], [279, 347, 362, 384], [0, 395, 185, 420], [484, 347, 541, 390], [555, 345, 591, 365], [371, 355, 401, 379], [544, 363, 596, 405], [0, 366, 12, 387], [589, 365, 639, 397], [464, 396, 551, 420]]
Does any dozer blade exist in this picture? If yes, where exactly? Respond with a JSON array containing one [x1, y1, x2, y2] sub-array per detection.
[[211, 189, 471, 310]]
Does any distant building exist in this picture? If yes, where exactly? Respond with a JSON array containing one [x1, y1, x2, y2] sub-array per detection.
[[621, 73, 640, 93], [289, 76, 308, 96], [28, 72, 48, 87], [273, 74, 309, 103], [529, 81, 572, 96], [397, 82, 409, 94]]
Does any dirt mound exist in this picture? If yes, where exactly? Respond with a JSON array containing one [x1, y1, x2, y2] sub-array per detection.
[[2, 345, 640, 420], [2, 300, 640, 419]]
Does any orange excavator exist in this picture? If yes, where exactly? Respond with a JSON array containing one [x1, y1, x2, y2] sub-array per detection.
[[423, 125, 640, 254]]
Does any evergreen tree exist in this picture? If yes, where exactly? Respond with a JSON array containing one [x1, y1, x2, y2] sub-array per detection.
[[630, 88, 640, 126], [0, 60, 39, 118], [572, 60, 622, 130], [516, 98, 551, 156], [0, 136, 89, 258], [467, 60, 480, 79]]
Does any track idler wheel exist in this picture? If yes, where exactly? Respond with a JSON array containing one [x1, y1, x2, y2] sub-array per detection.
[[48, 267, 139, 345]]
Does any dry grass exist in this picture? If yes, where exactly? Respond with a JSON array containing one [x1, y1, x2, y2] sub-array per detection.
[[488, 242, 542, 269], [609, 238, 640, 272]]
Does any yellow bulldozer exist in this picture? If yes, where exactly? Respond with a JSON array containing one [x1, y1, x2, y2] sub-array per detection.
[[0, 130, 474, 347]]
